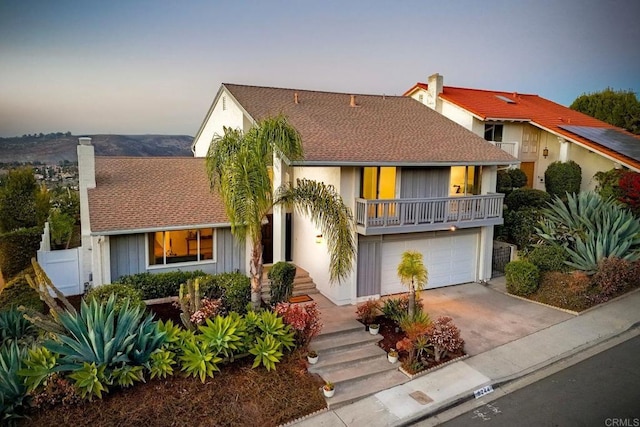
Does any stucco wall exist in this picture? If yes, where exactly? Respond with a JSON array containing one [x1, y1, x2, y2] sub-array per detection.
[[441, 100, 476, 131], [291, 166, 356, 305], [570, 143, 620, 191], [193, 88, 247, 157]]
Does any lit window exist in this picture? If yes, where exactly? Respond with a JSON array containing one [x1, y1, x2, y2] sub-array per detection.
[[450, 166, 482, 196], [148, 228, 215, 266]]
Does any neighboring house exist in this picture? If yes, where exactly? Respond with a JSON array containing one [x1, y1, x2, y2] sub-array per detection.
[[405, 74, 640, 191], [77, 138, 245, 288], [190, 84, 517, 305]]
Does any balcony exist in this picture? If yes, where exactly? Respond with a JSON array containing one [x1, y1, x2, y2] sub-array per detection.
[[489, 140, 518, 157], [355, 194, 505, 235]]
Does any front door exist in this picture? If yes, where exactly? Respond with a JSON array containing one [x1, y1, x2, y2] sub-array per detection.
[[520, 162, 535, 188]]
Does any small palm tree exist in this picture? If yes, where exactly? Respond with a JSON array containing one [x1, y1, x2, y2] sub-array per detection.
[[397, 250, 428, 318], [206, 115, 356, 310]]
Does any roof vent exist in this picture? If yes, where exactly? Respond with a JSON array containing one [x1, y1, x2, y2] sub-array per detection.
[[350, 95, 357, 107], [294, 92, 299, 104]]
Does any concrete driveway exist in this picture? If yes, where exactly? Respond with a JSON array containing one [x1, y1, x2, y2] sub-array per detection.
[[418, 280, 574, 355]]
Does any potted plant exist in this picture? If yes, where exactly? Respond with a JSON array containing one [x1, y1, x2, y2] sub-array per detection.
[[323, 381, 335, 397], [388, 348, 398, 363], [356, 299, 381, 331], [307, 350, 319, 365], [369, 323, 380, 335]]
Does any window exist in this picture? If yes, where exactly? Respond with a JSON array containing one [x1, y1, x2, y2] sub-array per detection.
[[361, 167, 396, 199], [484, 124, 503, 142], [148, 228, 215, 266], [450, 166, 482, 196], [418, 94, 424, 103]]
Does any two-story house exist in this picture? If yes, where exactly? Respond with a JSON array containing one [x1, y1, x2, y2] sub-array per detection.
[[190, 84, 517, 305], [405, 74, 640, 191]]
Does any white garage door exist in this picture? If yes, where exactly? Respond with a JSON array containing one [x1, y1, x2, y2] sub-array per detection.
[[380, 231, 478, 295]]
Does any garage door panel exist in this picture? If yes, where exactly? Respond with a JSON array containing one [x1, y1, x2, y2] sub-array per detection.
[[380, 231, 478, 295]]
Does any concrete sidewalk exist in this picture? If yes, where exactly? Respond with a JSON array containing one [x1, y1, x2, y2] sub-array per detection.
[[295, 287, 640, 427]]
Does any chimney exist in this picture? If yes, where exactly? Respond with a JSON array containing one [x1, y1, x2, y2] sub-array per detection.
[[427, 73, 443, 112], [77, 137, 96, 290], [350, 95, 357, 107], [294, 92, 299, 104], [78, 137, 95, 190]]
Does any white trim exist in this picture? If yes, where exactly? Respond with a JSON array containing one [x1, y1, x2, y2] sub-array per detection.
[[92, 222, 231, 236]]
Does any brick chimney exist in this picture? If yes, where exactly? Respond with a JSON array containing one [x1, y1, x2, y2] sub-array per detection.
[[427, 73, 443, 112]]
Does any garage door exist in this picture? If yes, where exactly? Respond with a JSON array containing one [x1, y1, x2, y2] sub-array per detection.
[[380, 231, 478, 295]]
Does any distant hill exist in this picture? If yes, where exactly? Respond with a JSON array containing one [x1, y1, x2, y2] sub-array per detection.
[[0, 133, 194, 164]]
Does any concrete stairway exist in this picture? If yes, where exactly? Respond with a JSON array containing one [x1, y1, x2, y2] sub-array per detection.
[[261, 266, 318, 302], [308, 322, 409, 409]]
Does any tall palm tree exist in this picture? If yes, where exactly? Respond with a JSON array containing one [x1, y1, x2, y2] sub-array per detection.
[[206, 115, 356, 310], [397, 250, 428, 318]]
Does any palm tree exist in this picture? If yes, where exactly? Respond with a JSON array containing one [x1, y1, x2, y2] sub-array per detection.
[[397, 250, 428, 318], [206, 115, 356, 310]]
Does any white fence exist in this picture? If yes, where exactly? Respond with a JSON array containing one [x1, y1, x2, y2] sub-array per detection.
[[36, 222, 83, 296]]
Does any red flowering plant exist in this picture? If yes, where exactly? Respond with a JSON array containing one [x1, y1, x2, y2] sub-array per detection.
[[274, 302, 323, 351], [619, 171, 640, 217], [190, 298, 223, 326], [425, 316, 464, 362]]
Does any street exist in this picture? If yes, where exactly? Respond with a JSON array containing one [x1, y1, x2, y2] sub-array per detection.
[[434, 335, 640, 427]]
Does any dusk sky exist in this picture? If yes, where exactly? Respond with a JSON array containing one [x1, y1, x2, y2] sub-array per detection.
[[1, 0, 639, 137]]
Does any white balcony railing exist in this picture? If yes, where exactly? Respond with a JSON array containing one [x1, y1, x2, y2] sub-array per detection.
[[489, 140, 518, 157], [354, 194, 504, 235]]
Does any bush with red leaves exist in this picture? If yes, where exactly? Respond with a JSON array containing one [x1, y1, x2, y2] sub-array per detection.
[[425, 316, 464, 362], [619, 171, 640, 216], [274, 302, 323, 351]]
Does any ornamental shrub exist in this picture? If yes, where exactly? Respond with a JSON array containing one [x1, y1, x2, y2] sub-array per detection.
[[355, 299, 381, 324], [274, 302, 322, 350], [0, 267, 45, 312], [508, 168, 528, 189], [85, 283, 146, 312], [117, 270, 206, 300], [619, 171, 640, 217], [527, 245, 569, 272], [268, 262, 296, 305], [0, 226, 43, 278], [497, 170, 512, 193], [545, 161, 582, 198], [200, 272, 250, 314], [425, 316, 464, 362], [505, 260, 540, 296], [590, 258, 639, 303], [503, 208, 541, 250], [505, 188, 551, 211], [381, 295, 424, 324], [593, 168, 625, 201]]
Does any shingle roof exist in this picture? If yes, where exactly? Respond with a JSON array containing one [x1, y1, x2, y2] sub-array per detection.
[[223, 84, 516, 165], [405, 83, 640, 169], [88, 157, 228, 234]]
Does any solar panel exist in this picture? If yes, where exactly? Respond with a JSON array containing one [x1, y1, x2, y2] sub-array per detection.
[[495, 95, 515, 104], [558, 125, 640, 163]]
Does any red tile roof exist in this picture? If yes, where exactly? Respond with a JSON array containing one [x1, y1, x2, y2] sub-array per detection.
[[223, 84, 517, 165], [88, 157, 228, 234], [405, 83, 640, 169]]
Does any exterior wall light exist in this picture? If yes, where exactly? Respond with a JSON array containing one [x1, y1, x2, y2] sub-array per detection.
[[543, 147, 549, 159], [315, 234, 323, 244], [449, 225, 457, 232]]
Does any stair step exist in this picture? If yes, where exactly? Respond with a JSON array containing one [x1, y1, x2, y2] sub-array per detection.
[[308, 345, 385, 373], [324, 369, 409, 409], [312, 330, 381, 353], [317, 356, 398, 384]]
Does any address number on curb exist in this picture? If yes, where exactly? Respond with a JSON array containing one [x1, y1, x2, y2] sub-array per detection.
[[473, 385, 494, 399]]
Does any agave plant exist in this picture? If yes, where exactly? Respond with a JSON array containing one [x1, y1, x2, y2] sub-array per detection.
[[249, 334, 284, 372], [18, 346, 58, 392], [199, 314, 247, 359], [0, 342, 28, 423], [255, 310, 295, 352], [44, 294, 165, 372], [537, 192, 640, 273], [0, 307, 38, 348]]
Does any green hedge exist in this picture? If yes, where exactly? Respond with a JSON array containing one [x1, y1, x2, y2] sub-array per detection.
[[505, 260, 540, 296], [545, 161, 582, 198], [116, 270, 206, 300], [527, 245, 569, 272], [0, 226, 42, 279], [199, 272, 251, 314], [505, 189, 551, 211], [268, 262, 296, 305], [85, 283, 146, 312], [0, 267, 44, 312]]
